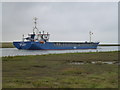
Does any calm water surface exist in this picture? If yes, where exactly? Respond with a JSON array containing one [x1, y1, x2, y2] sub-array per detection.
[[1, 46, 119, 57]]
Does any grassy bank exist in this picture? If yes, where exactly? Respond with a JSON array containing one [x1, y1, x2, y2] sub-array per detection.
[[2, 51, 119, 88], [99, 44, 120, 46], [0, 42, 14, 48]]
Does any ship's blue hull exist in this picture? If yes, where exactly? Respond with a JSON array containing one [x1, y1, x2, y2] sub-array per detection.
[[13, 41, 99, 50]]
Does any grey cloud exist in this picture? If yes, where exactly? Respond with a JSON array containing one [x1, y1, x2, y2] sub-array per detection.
[[2, 2, 118, 43]]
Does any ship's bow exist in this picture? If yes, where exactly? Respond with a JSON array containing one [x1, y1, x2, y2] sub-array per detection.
[[13, 42, 32, 50]]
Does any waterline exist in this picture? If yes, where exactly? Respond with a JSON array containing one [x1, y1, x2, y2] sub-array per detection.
[[1, 46, 119, 57]]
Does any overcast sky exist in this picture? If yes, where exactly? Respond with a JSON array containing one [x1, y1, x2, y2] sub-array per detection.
[[2, 2, 118, 43]]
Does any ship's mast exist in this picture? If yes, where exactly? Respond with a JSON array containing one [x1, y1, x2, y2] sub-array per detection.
[[89, 31, 93, 42], [33, 17, 39, 34], [22, 34, 24, 42]]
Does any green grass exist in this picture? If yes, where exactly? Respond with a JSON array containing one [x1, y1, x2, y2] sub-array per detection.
[[2, 51, 119, 88], [0, 42, 14, 48]]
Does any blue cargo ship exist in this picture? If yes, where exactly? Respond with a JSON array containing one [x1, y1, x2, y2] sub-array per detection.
[[13, 18, 99, 50]]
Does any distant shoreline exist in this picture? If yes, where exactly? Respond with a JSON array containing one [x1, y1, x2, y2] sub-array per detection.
[[0, 42, 120, 48], [99, 44, 120, 46]]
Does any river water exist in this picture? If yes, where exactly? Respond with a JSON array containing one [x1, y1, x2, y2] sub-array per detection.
[[1, 46, 119, 57]]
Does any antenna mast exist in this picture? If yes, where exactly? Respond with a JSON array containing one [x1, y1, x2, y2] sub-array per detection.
[[33, 17, 39, 34], [89, 31, 93, 42], [22, 34, 24, 42]]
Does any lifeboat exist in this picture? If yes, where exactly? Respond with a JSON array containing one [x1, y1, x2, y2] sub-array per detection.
[[40, 41, 44, 44]]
